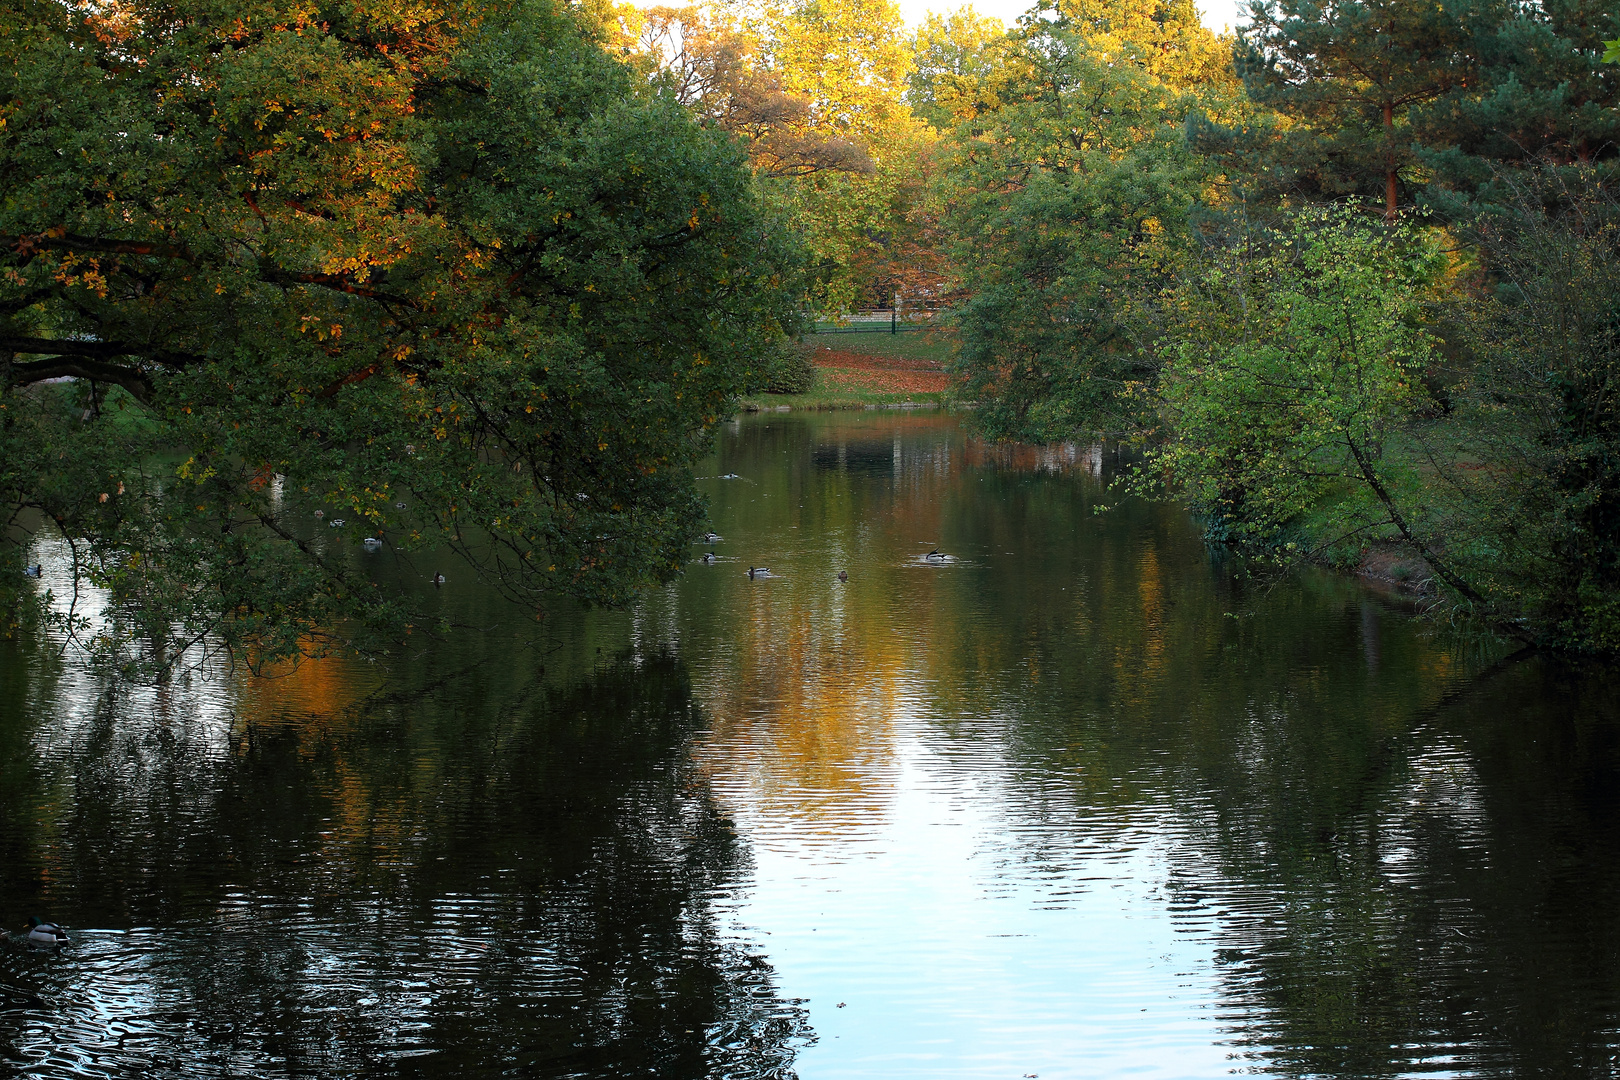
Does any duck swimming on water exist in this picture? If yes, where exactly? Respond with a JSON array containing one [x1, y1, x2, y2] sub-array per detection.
[[748, 566, 769, 579], [701, 552, 718, 564], [838, 570, 848, 582], [25, 918, 68, 946], [926, 549, 945, 560]]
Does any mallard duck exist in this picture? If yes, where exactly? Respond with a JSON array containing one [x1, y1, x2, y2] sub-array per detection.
[[838, 570, 848, 582], [432, 573, 446, 586], [362, 537, 383, 550], [926, 549, 945, 560], [703, 531, 722, 543], [748, 566, 769, 579], [25, 918, 68, 946], [701, 552, 718, 564], [329, 518, 345, 528]]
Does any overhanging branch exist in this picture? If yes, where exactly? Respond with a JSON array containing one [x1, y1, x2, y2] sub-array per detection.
[[1, 334, 151, 358], [7, 356, 155, 402], [2, 232, 195, 262]]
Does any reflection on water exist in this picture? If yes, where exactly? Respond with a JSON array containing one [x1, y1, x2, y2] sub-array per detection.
[[0, 648, 807, 1077], [3, 410, 1620, 1078]]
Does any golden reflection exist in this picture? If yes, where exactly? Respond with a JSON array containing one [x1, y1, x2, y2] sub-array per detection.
[[1115, 544, 1168, 702], [692, 566, 919, 831], [690, 418, 957, 831], [234, 652, 382, 727], [230, 654, 430, 890]]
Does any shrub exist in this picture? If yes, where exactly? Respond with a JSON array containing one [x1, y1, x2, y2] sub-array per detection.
[[765, 340, 818, 394]]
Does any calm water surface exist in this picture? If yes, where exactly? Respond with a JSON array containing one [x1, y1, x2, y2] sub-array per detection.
[[2, 411, 1619, 1078]]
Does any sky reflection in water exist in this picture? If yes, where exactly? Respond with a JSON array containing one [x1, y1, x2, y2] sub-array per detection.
[[2, 411, 1619, 1078]]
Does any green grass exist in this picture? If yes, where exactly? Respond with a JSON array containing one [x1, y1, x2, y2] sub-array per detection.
[[804, 330, 956, 365]]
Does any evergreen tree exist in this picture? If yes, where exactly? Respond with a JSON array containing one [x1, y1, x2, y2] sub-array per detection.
[[1234, 0, 1486, 219], [1414, 0, 1620, 202]]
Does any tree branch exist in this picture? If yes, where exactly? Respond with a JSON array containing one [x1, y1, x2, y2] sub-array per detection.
[[316, 363, 382, 397], [0, 334, 145, 358], [261, 265, 418, 307], [1345, 435, 1529, 639], [2, 232, 195, 262], [6, 356, 155, 402]]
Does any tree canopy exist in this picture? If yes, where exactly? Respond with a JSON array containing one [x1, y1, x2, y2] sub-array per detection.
[[1, 0, 801, 674]]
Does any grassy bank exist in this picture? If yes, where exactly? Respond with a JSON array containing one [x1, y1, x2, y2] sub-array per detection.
[[802, 330, 955, 365], [737, 330, 954, 410]]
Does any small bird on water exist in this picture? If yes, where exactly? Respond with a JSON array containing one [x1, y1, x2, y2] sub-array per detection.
[[926, 549, 945, 561], [838, 570, 848, 582], [703, 531, 722, 543], [432, 573, 446, 586], [701, 552, 718, 564], [25, 918, 68, 946], [748, 566, 769, 579]]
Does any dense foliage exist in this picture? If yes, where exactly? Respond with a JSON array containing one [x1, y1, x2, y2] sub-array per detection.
[[939, 3, 1217, 442], [1, 0, 800, 673], [915, 0, 1619, 651], [7, 0, 1618, 664]]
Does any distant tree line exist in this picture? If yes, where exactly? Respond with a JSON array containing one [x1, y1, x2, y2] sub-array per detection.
[[666, 0, 1614, 652], [903, 0, 1619, 652]]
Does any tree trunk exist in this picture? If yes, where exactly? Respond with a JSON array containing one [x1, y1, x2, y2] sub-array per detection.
[[1383, 100, 1397, 223]]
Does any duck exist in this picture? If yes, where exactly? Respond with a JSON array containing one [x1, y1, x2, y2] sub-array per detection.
[[703, 531, 722, 543], [395, 501, 407, 511], [362, 537, 384, 550], [748, 566, 769, 579], [25, 918, 68, 946], [313, 509, 325, 519], [926, 549, 946, 561], [329, 518, 345, 528], [838, 570, 848, 582], [432, 573, 446, 586], [700, 552, 718, 564], [22, 564, 43, 579]]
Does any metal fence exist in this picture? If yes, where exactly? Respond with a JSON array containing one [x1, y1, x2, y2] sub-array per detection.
[[810, 308, 949, 335]]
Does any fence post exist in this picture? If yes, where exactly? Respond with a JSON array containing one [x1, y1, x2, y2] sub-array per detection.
[[891, 294, 898, 335]]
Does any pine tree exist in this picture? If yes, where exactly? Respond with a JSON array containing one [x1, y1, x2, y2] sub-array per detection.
[[1235, 0, 1487, 220], [1414, 0, 1620, 202]]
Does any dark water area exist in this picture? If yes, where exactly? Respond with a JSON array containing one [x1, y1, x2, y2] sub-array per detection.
[[2, 411, 1619, 1078]]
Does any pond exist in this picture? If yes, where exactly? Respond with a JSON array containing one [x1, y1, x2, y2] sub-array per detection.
[[2, 410, 1618, 1078]]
